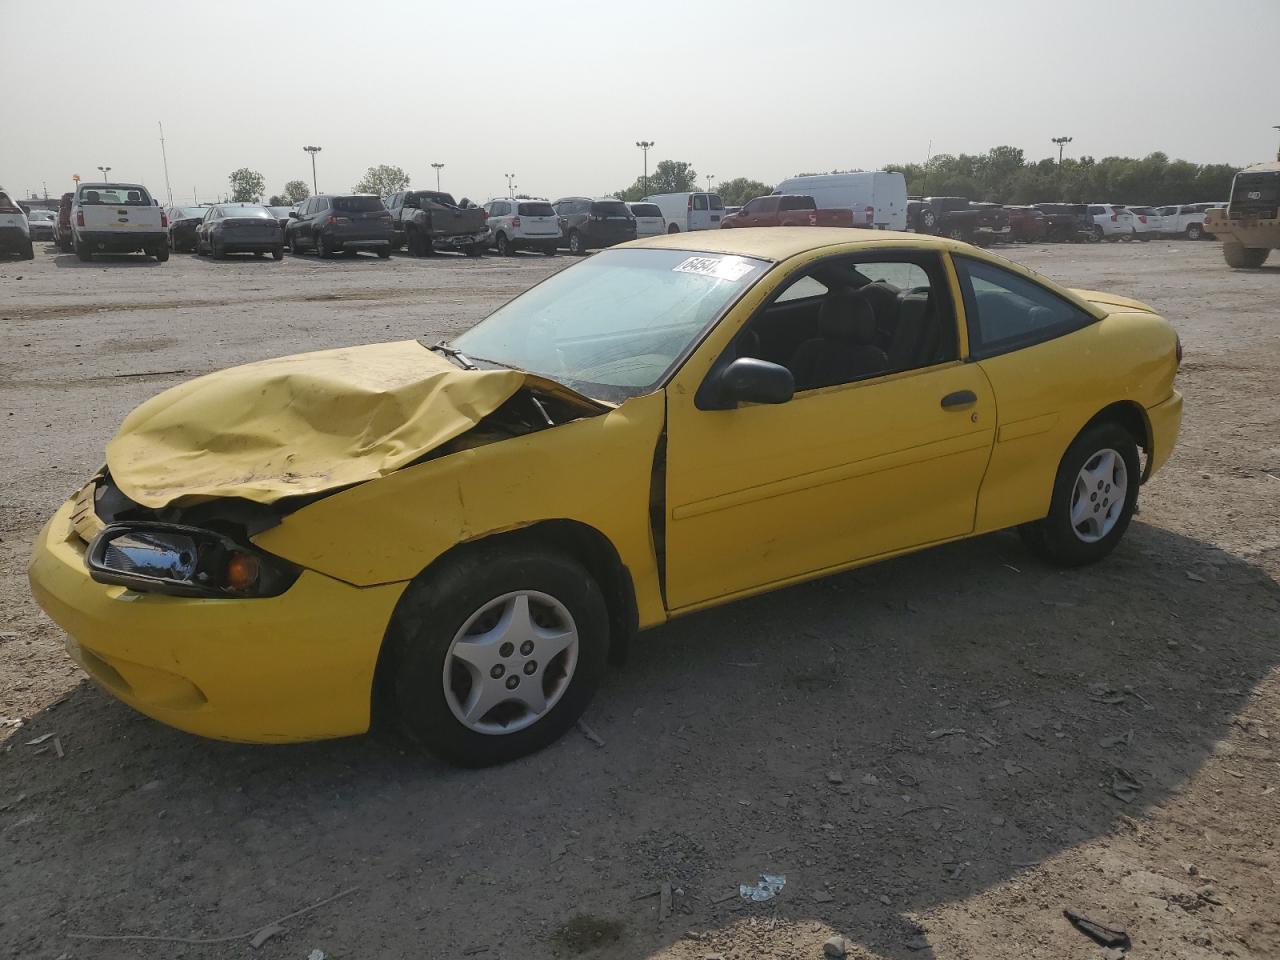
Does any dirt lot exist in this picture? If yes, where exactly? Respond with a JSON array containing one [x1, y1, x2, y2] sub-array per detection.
[[1, 239, 1277, 960]]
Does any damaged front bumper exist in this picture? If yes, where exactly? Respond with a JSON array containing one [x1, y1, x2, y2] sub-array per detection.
[[28, 495, 407, 743]]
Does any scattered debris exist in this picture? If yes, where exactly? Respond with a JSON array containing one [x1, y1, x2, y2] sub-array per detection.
[[68, 885, 360, 945], [248, 923, 284, 948], [985, 698, 1012, 711], [811, 889, 835, 904], [1088, 684, 1126, 705], [711, 890, 738, 905], [823, 934, 847, 957], [860, 774, 879, 786], [1184, 571, 1206, 583], [552, 914, 623, 953], [575, 719, 605, 748], [927, 728, 966, 741], [1063, 909, 1132, 950], [1111, 768, 1144, 803], [826, 770, 844, 785], [1003, 760, 1026, 776], [52, 736, 64, 759], [307, 951, 326, 960], [905, 934, 930, 951], [25, 733, 55, 745], [659, 881, 673, 923], [1099, 730, 1134, 749], [0, 717, 24, 729], [739, 873, 786, 902], [461, 946, 490, 956]]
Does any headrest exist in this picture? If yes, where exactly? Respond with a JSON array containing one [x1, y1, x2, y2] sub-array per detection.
[[819, 293, 876, 342], [897, 289, 931, 324], [859, 280, 901, 321], [85, 191, 99, 202]]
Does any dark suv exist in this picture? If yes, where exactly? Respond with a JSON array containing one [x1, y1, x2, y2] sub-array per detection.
[[552, 197, 636, 254], [286, 194, 393, 258]]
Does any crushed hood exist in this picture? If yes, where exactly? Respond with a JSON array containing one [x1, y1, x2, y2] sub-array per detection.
[[106, 340, 594, 508], [1070, 288, 1157, 315]]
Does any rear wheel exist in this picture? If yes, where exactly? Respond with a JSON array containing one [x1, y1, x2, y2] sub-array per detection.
[[666, 223, 680, 234], [212, 238, 226, 259], [1223, 242, 1270, 268], [254, 250, 265, 258], [153, 243, 169, 262], [1092, 224, 1104, 242], [568, 230, 585, 255], [945, 224, 967, 242], [376, 244, 391, 259], [20, 238, 34, 260], [543, 244, 557, 256], [272, 246, 284, 261], [1186, 223, 1204, 241], [315, 233, 330, 258], [75, 239, 93, 262], [1018, 421, 1140, 568], [918, 208, 937, 233], [385, 544, 609, 766], [496, 232, 513, 256], [407, 228, 429, 257], [464, 244, 483, 258]]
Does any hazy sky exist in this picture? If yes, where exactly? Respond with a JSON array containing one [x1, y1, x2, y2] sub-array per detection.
[[3, 0, 1277, 205]]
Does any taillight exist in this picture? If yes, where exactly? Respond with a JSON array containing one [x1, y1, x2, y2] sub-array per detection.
[[161, 212, 168, 228], [1111, 213, 1118, 221], [76, 211, 84, 227], [687, 196, 693, 210], [865, 205, 874, 225], [1138, 215, 1147, 223], [511, 216, 521, 228]]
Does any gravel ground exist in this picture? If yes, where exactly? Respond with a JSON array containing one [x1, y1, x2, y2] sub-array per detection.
[[1, 238, 1277, 960]]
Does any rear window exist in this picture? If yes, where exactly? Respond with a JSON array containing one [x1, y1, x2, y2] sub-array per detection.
[[590, 201, 631, 217], [80, 187, 152, 206], [780, 196, 816, 211], [628, 203, 661, 217], [333, 196, 385, 212], [1088, 206, 1105, 215], [518, 202, 556, 217], [179, 207, 207, 218], [223, 206, 272, 218]]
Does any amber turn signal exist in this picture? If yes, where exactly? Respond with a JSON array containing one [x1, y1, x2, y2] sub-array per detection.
[[226, 552, 261, 592]]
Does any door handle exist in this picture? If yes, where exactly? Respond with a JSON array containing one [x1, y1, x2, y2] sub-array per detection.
[[941, 390, 977, 409]]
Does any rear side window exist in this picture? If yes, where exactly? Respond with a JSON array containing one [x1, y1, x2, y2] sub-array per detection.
[[692, 195, 708, 211], [780, 196, 816, 211], [518, 202, 555, 216], [590, 201, 630, 217], [628, 203, 661, 217], [333, 196, 385, 212], [955, 256, 1094, 359], [490, 201, 509, 216], [709, 194, 724, 210], [1087, 206, 1105, 215]]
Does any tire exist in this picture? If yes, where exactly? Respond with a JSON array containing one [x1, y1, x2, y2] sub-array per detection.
[[407, 228, 429, 257], [20, 239, 34, 260], [196, 235, 207, 256], [254, 250, 265, 258], [1092, 225, 1105, 242], [1223, 242, 1270, 268], [1018, 421, 1140, 568], [272, 246, 284, 261], [568, 230, 585, 255], [75, 239, 92, 262], [667, 223, 680, 234], [918, 208, 937, 233], [496, 232, 513, 256], [376, 244, 391, 259], [543, 244, 557, 257], [1186, 223, 1204, 241], [390, 237, 403, 251], [315, 233, 330, 258], [945, 224, 967, 242], [212, 238, 225, 260], [153, 243, 169, 262], [384, 544, 609, 767], [464, 244, 482, 258]]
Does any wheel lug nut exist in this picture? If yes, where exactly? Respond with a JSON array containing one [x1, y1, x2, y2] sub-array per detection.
[[523, 660, 537, 675], [499, 642, 514, 657], [490, 664, 505, 679], [520, 640, 534, 656], [505, 675, 519, 690]]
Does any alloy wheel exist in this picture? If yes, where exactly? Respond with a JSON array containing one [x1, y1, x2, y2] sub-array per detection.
[[1069, 448, 1128, 543]]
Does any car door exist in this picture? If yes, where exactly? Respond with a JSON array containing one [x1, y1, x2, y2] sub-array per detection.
[[662, 249, 996, 611], [952, 254, 1108, 533]]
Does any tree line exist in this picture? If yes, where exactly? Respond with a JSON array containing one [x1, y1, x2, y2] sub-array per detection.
[[225, 148, 1239, 210]]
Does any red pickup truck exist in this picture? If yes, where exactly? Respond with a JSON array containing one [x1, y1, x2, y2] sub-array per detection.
[[719, 194, 860, 229]]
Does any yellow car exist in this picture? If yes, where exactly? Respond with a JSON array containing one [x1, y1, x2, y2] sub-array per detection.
[[29, 228, 1183, 765]]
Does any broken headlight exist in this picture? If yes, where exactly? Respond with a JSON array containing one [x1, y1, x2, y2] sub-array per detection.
[[86, 523, 300, 598]]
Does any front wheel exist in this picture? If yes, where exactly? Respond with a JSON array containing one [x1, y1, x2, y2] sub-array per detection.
[[75, 239, 93, 262], [376, 244, 391, 259], [464, 244, 483, 258], [918, 209, 937, 233], [1018, 421, 1140, 567], [568, 230, 585, 255], [385, 545, 610, 766], [1223, 242, 1270, 268], [21, 239, 34, 260], [272, 246, 284, 261], [152, 243, 169, 262], [496, 233, 513, 256], [315, 233, 330, 258], [945, 224, 967, 242], [1186, 223, 1204, 241]]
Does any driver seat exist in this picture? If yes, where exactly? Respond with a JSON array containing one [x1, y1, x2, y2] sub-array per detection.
[[789, 293, 888, 390]]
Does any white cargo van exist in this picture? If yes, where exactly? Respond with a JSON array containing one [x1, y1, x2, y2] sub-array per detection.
[[770, 172, 907, 230], [641, 192, 725, 232]]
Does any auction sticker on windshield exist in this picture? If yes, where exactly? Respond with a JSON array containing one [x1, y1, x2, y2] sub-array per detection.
[[673, 255, 758, 282]]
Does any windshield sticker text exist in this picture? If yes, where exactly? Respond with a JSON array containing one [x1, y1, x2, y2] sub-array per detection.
[[673, 256, 756, 282]]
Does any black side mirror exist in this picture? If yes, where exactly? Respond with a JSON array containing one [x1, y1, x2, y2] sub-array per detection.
[[289, 211, 300, 218], [712, 358, 794, 408]]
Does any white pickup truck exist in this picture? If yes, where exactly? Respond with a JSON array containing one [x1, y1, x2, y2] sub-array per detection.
[[0, 190, 34, 260], [72, 182, 169, 262]]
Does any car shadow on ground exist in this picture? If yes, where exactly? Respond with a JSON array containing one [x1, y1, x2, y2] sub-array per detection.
[[49, 251, 163, 269], [2, 521, 1276, 959]]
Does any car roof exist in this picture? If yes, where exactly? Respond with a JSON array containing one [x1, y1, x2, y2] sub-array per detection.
[[628, 226, 978, 262]]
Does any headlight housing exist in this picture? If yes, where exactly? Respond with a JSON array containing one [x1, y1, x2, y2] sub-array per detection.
[[86, 523, 300, 598]]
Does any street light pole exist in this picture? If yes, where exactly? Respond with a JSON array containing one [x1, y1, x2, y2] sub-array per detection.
[[303, 146, 322, 194], [635, 140, 654, 196], [1273, 125, 1280, 161], [1051, 136, 1073, 164], [97, 165, 111, 182], [505, 173, 516, 198], [706, 174, 715, 193], [431, 162, 445, 191]]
